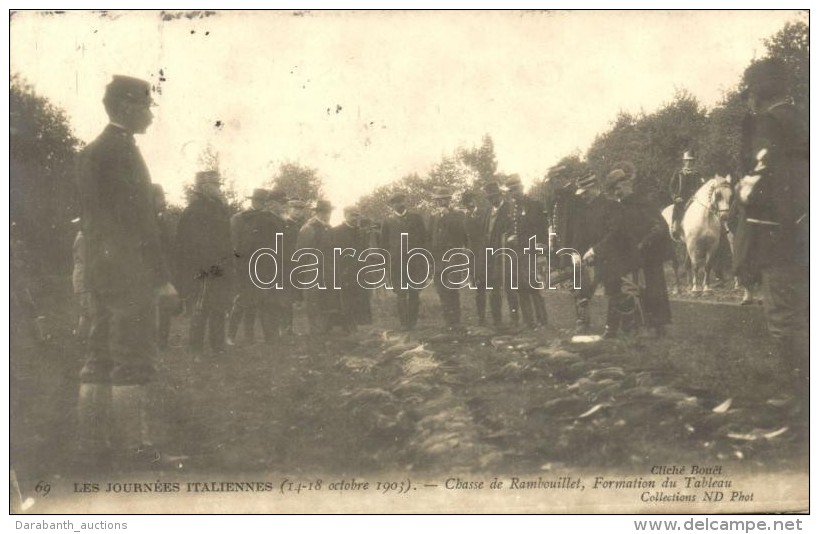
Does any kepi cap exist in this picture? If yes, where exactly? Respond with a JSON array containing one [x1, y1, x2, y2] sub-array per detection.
[[103, 75, 154, 106]]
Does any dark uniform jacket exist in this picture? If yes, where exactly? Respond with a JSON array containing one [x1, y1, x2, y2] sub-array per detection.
[[734, 101, 808, 272], [77, 124, 168, 294], [669, 169, 703, 203], [508, 195, 547, 249], [380, 210, 428, 287], [174, 192, 233, 299], [483, 201, 512, 250]]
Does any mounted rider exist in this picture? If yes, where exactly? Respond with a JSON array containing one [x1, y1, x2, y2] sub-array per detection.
[[668, 151, 705, 241]]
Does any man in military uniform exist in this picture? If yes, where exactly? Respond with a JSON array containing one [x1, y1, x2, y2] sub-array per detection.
[[461, 191, 488, 325], [380, 193, 428, 330], [482, 181, 520, 327], [668, 151, 704, 241], [175, 171, 234, 357], [733, 58, 808, 415], [76, 75, 177, 468], [577, 173, 638, 338], [263, 188, 290, 338], [428, 187, 468, 331], [505, 175, 548, 330], [227, 188, 269, 345], [296, 199, 336, 334]]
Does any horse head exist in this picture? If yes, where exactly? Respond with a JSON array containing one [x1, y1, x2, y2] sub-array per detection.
[[710, 175, 733, 222]]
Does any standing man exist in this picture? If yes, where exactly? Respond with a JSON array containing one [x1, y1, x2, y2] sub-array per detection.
[[332, 207, 367, 331], [175, 171, 234, 357], [263, 188, 290, 339], [733, 58, 808, 415], [576, 173, 638, 338], [609, 168, 672, 337], [461, 191, 488, 325], [380, 193, 427, 331], [76, 75, 177, 468], [668, 151, 704, 241], [227, 188, 269, 345], [483, 181, 519, 327], [296, 200, 336, 334], [505, 175, 548, 330], [428, 187, 468, 331], [281, 198, 310, 335]]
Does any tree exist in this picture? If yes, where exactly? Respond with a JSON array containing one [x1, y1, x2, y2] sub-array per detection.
[[456, 133, 498, 186], [10, 74, 82, 274], [763, 20, 808, 129], [266, 161, 324, 203]]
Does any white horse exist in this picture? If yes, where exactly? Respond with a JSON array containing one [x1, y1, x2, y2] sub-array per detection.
[[662, 176, 733, 293]]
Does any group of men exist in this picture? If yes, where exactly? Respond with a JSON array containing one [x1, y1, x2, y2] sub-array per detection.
[[72, 56, 807, 470]]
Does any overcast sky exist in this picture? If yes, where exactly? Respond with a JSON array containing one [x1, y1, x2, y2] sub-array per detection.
[[10, 10, 805, 219]]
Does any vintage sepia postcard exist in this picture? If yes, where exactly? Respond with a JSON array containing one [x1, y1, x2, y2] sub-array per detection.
[[9, 9, 809, 515]]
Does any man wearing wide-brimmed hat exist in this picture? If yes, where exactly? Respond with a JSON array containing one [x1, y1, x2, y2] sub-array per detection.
[[76, 75, 178, 469], [733, 57, 808, 419], [380, 192, 428, 330], [429, 187, 468, 330]]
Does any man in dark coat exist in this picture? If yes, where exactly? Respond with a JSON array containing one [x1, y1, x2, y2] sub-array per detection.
[[175, 171, 234, 356], [668, 151, 705, 241], [733, 58, 809, 412], [428, 187, 469, 330], [505, 175, 548, 330], [296, 199, 336, 334], [331, 207, 369, 331], [227, 188, 269, 345], [462, 191, 488, 325], [380, 193, 428, 330], [609, 168, 672, 337], [76, 75, 177, 467], [577, 173, 638, 338], [482, 181, 520, 327], [281, 199, 309, 335]]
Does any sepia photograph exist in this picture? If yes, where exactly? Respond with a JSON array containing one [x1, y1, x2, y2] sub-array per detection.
[[8, 9, 809, 515]]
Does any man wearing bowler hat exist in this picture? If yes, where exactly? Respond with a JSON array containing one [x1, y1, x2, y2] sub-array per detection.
[[429, 187, 468, 331], [76, 75, 178, 469], [380, 192, 428, 330]]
